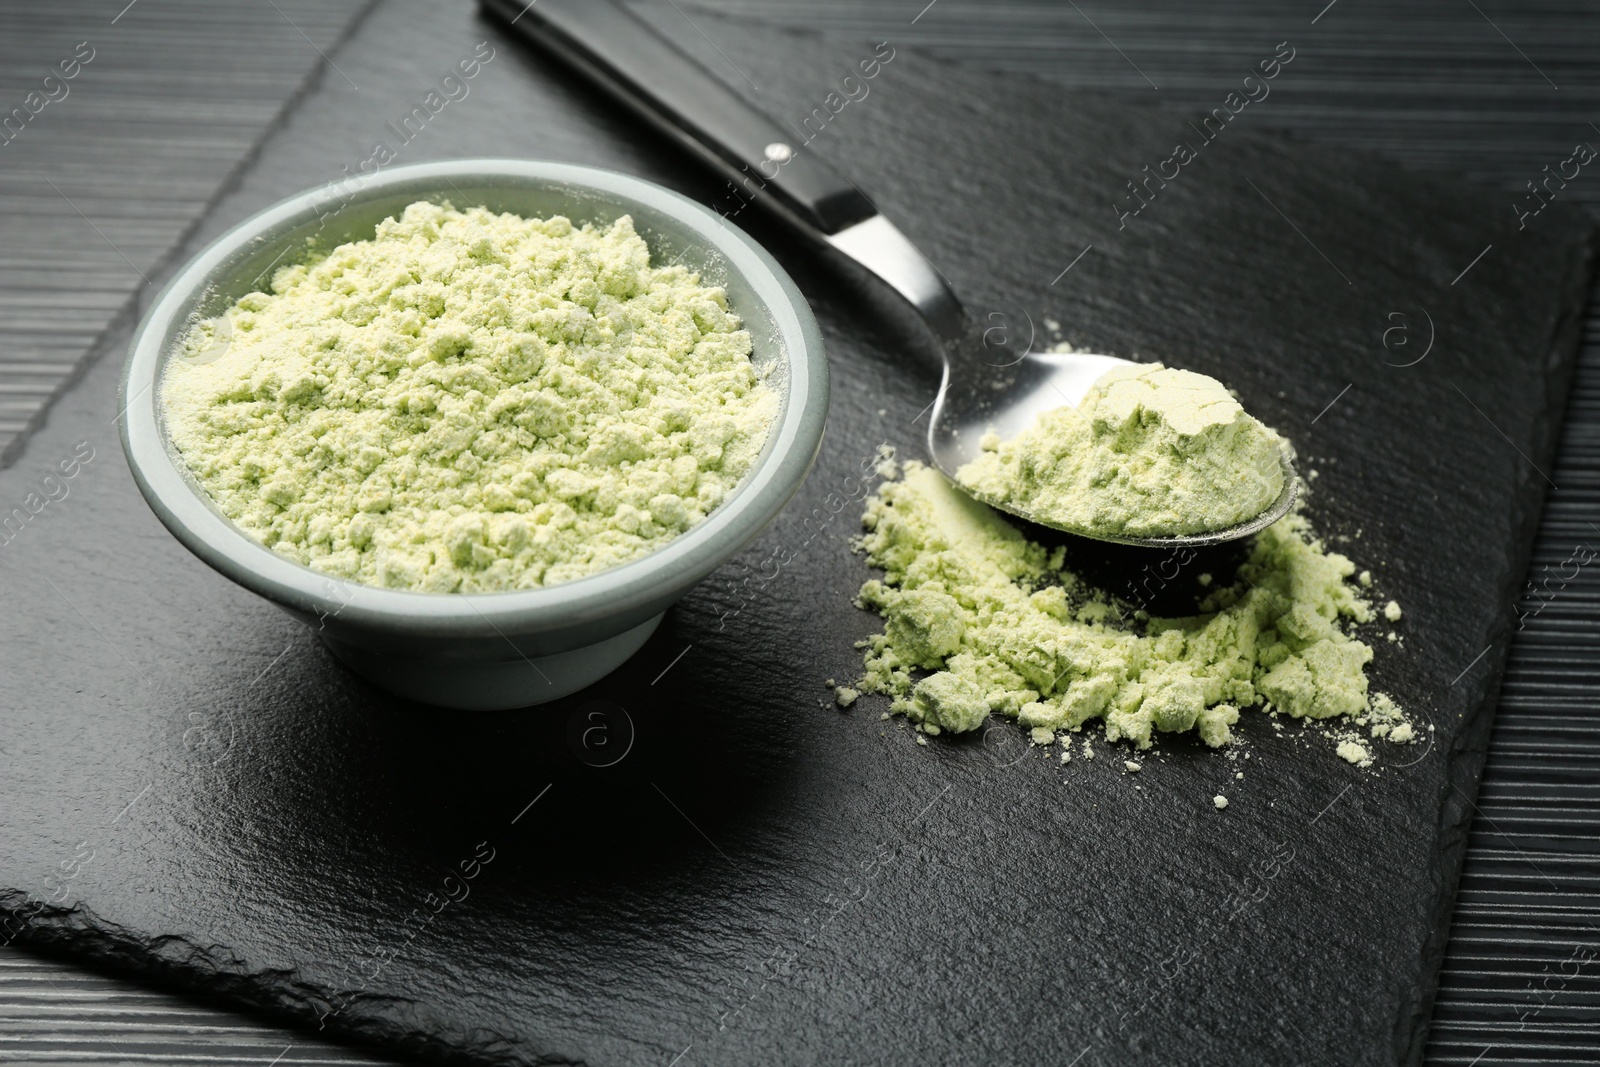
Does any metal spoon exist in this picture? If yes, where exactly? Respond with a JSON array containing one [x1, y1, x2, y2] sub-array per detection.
[[484, 0, 1299, 547], [830, 217, 1299, 547]]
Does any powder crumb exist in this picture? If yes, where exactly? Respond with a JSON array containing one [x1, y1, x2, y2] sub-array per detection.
[[873, 444, 899, 480], [834, 687, 860, 708], [1213, 795, 1229, 809], [877, 408, 887, 416], [1337, 740, 1372, 766], [1384, 600, 1402, 621], [1031, 726, 1056, 746], [1124, 760, 1142, 773], [825, 678, 836, 687], [1235, 771, 1244, 780], [1082, 739, 1096, 760], [1387, 632, 1397, 642], [1060, 749, 1071, 764], [915, 734, 928, 746], [1366, 692, 1415, 743], [1359, 570, 1372, 587], [1197, 573, 1213, 587]]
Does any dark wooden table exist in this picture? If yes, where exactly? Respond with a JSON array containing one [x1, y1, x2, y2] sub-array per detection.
[[2, 1, 1597, 1064]]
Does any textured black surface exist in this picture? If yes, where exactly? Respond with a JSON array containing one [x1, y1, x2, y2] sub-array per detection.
[[1, 2, 1595, 1067]]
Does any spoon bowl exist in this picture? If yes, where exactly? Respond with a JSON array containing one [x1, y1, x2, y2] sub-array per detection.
[[924, 318, 1299, 548]]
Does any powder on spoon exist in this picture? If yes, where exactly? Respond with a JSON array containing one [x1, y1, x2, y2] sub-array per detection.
[[956, 361, 1285, 537], [850, 460, 1410, 753], [162, 201, 777, 593]]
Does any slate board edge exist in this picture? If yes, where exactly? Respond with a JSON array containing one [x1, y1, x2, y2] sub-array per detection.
[[3, 207, 1594, 1067], [0, 30, 1595, 1067], [0, 890, 525, 1067], [1399, 231, 1600, 1065]]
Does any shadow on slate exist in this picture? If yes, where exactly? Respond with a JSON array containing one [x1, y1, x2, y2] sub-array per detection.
[[0, 1, 1593, 1064]]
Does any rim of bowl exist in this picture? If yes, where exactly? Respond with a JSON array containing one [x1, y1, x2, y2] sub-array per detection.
[[120, 159, 827, 639]]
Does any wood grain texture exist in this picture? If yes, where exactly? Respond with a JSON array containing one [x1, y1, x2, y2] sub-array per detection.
[[0, 0, 375, 456], [2, 1, 1599, 1065]]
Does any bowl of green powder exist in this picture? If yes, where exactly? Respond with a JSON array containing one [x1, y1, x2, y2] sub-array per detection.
[[121, 160, 826, 709]]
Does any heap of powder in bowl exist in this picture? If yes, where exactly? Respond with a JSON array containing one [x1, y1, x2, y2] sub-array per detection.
[[161, 201, 777, 593]]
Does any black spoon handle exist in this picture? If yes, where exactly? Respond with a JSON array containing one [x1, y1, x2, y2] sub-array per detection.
[[479, 0, 877, 237]]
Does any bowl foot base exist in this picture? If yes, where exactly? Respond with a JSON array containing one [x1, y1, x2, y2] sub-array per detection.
[[321, 613, 665, 710]]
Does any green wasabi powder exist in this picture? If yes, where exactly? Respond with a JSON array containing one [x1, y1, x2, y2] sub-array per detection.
[[852, 459, 1410, 755], [163, 202, 776, 593], [956, 362, 1285, 537]]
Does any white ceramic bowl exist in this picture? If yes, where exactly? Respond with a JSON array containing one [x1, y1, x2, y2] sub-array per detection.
[[121, 160, 827, 709]]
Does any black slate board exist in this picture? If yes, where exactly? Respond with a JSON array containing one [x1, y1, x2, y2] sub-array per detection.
[[1, 1, 1593, 1064]]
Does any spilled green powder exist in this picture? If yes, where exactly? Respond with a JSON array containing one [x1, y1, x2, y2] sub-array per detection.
[[163, 201, 776, 592], [956, 362, 1284, 537], [852, 460, 1410, 752]]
